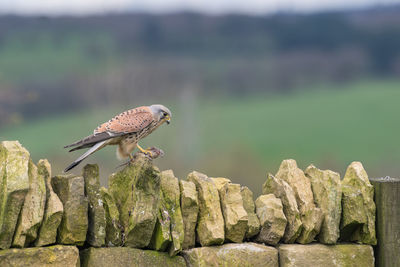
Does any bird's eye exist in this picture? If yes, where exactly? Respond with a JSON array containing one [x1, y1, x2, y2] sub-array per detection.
[[163, 112, 168, 117]]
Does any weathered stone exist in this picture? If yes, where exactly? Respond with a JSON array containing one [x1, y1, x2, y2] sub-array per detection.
[[52, 174, 88, 245], [35, 160, 63, 247], [83, 164, 106, 247], [210, 177, 231, 191], [108, 153, 161, 248], [182, 242, 278, 267], [255, 194, 287, 245], [240, 186, 260, 239], [218, 183, 248, 243], [80, 247, 186, 267], [13, 160, 46, 247], [340, 161, 377, 245], [0, 141, 30, 249], [262, 174, 302, 243], [150, 170, 184, 256], [305, 165, 342, 244], [0, 245, 80, 267], [179, 180, 199, 250], [99, 187, 122, 247], [275, 159, 323, 244], [150, 213, 171, 252], [187, 171, 224, 246], [279, 244, 374, 267]]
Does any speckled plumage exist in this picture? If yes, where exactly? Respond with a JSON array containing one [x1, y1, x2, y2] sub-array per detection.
[[64, 104, 171, 172], [94, 106, 153, 134]]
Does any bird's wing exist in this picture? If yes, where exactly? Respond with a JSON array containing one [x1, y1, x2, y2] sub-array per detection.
[[94, 106, 153, 134], [64, 131, 123, 150], [64, 106, 153, 150]]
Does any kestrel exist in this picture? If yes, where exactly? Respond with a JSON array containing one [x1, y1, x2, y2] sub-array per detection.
[[64, 104, 171, 172]]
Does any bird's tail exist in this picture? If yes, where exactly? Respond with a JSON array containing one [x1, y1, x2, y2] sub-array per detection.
[[64, 140, 106, 172]]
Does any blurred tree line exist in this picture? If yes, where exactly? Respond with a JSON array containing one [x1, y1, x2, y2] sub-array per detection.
[[0, 6, 399, 127]]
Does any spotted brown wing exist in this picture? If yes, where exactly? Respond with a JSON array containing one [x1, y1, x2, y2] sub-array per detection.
[[65, 106, 153, 151], [94, 106, 153, 134]]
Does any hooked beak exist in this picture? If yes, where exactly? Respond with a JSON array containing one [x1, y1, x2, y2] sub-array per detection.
[[165, 115, 171, 124]]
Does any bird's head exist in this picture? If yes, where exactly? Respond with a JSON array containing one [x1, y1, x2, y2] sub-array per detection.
[[149, 104, 172, 125]]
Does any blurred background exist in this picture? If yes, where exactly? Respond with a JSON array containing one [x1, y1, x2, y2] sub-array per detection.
[[0, 0, 400, 194]]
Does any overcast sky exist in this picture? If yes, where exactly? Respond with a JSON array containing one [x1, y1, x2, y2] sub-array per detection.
[[0, 0, 399, 16]]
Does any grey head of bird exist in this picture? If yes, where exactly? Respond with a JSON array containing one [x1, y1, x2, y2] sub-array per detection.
[[149, 104, 172, 124]]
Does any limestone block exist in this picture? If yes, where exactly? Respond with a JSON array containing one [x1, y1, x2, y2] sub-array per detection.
[[255, 194, 287, 245], [0, 245, 79, 267], [150, 170, 184, 256], [340, 161, 376, 245], [35, 160, 63, 247], [108, 154, 161, 248], [305, 165, 342, 244], [262, 174, 302, 243], [83, 164, 106, 247], [180, 180, 199, 250], [187, 171, 224, 246], [80, 247, 186, 267], [182, 242, 278, 267], [52, 174, 88, 245], [219, 183, 248, 243], [240, 186, 260, 239], [0, 141, 30, 249], [99, 187, 122, 247], [13, 159, 46, 247], [279, 244, 374, 267], [275, 159, 323, 243]]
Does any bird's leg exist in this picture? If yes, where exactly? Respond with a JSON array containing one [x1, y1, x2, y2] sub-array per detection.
[[116, 154, 135, 169], [136, 143, 154, 157]]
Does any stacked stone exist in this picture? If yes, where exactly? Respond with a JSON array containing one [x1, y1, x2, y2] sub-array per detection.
[[340, 162, 377, 245], [0, 141, 379, 267], [149, 170, 184, 256], [0, 141, 66, 249], [108, 153, 161, 248], [83, 164, 106, 247]]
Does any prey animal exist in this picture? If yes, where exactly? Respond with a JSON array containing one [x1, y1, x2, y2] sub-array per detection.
[[64, 104, 171, 172]]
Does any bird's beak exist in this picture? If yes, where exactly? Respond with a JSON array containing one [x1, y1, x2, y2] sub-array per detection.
[[165, 115, 171, 124]]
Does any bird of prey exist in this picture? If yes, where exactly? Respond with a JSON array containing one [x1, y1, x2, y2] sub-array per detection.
[[64, 104, 171, 172]]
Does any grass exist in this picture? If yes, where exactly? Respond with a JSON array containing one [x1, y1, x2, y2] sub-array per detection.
[[1, 79, 399, 194], [0, 32, 115, 82]]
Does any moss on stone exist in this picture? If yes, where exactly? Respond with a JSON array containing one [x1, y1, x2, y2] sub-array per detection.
[[83, 164, 106, 247], [182, 243, 279, 267], [279, 244, 374, 267], [187, 171, 225, 246], [219, 183, 248, 243], [52, 174, 88, 246], [241, 186, 260, 239], [35, 159, 64, 247], [0, 141, 30, 249], [13, 159, 46, 247], [305, 165, 342, 244], [109, 154, 161, 248], [275, 159, 323, 244], [80, 247, 186, 267], [99, 187, 122, 247], [340, 162, 377, 245], [262, 174, 302, 243], [255, 194, 287, 245], [179, 180, 199, 250], [0, 245, 80, 267]]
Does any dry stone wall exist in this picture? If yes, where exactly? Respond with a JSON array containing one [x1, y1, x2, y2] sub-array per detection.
[[0, 140, 383, 266]]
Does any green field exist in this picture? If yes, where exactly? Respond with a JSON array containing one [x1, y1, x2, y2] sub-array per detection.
[[1, 80, 399, 194]]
